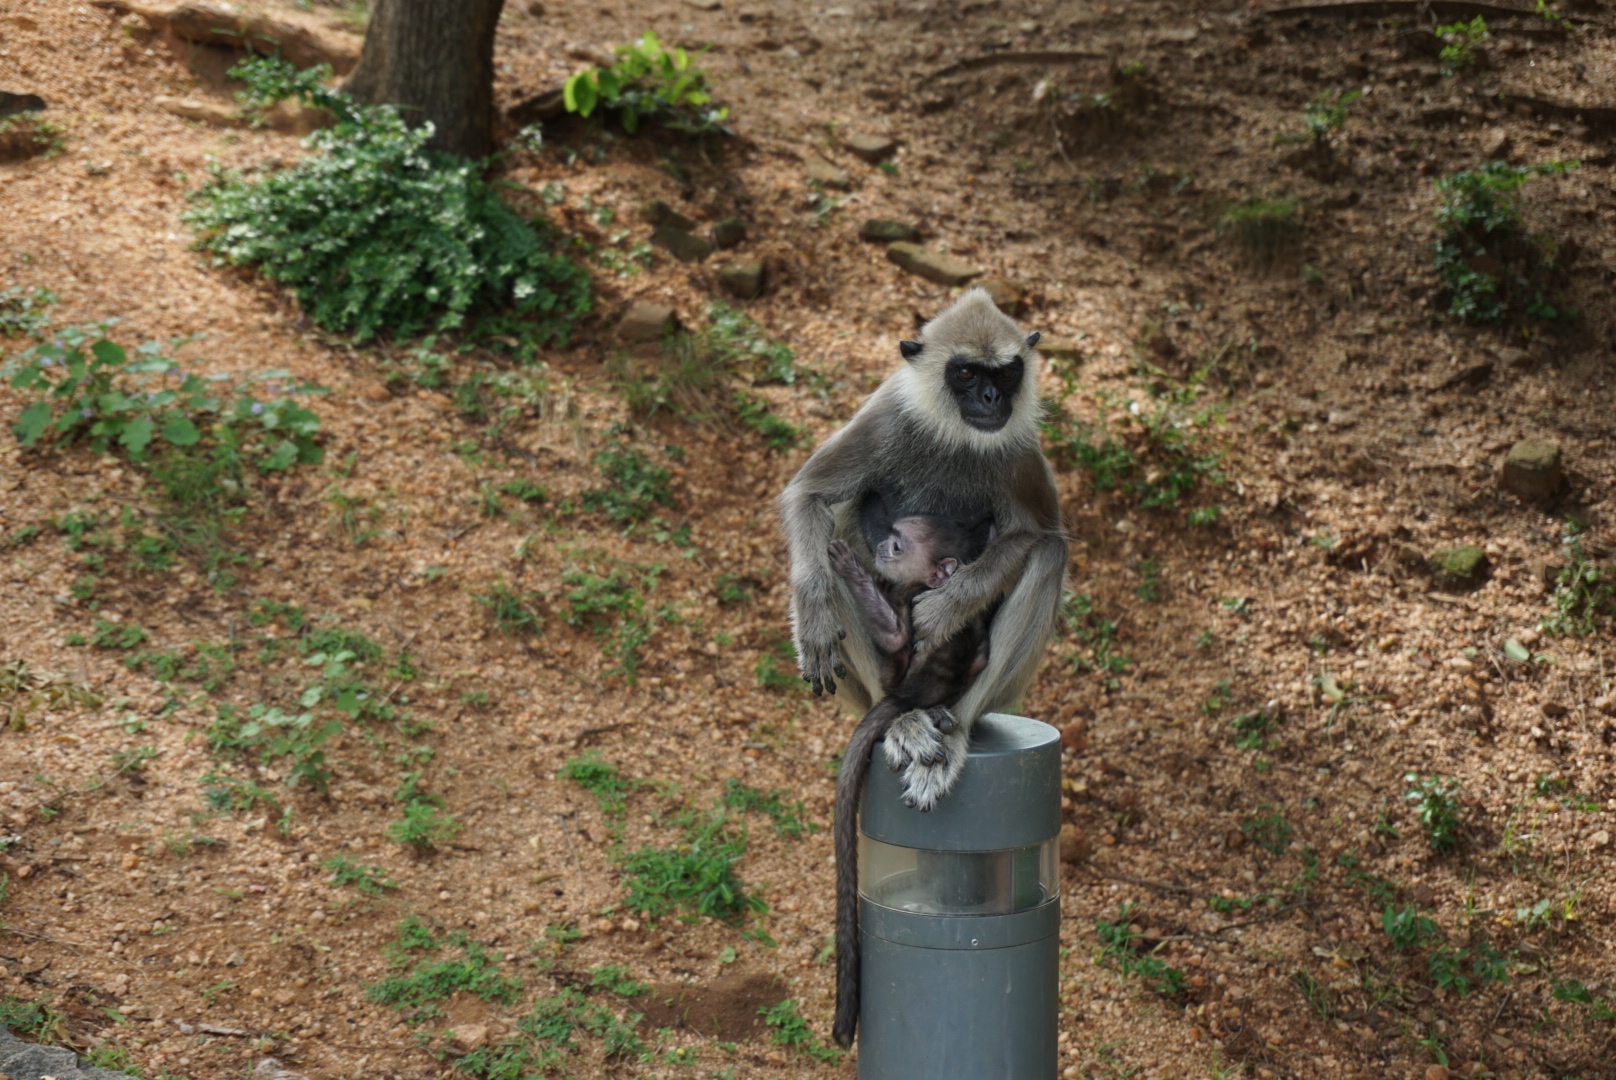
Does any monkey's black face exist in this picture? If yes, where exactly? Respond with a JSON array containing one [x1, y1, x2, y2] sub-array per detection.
[[946, 355, 1025, 432]]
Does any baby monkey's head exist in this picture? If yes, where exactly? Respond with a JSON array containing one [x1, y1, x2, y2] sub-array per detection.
[[874, 515, 983, 589]]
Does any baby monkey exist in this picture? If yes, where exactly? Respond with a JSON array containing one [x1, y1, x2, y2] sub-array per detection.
[[828, 514, 992, 1049]]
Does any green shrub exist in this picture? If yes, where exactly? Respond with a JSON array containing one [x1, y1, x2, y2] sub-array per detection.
[[0, 286, 56, 339], [619, 809, 763, 920], [759, 999, 843, 1063], [563, 31, 729, 134], [323, 854, 399, 895], [367, 933, 522, 1015], [1382, 905, 1440, 952], [1406, 774, 1463, 852], [2, 325, 324, 470], [559, 752, 632, 817], [582, 445, 676, 522], [1277, 88, 1358, 144], [388, 800, 461, 850], [186, 55, 591, 350], [473, 581, 545, 637], [723, 779, 812, 839], [1542, 532, 1614, 636], [1437, 16, 1488, 74], [1095, 903, 1186, 995], [1432, 161, 1577, 324]]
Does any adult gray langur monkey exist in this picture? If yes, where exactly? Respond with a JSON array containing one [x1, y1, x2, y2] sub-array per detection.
[[778, 287, 1068, 811]]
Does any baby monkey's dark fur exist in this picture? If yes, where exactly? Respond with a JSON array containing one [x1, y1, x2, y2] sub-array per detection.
[[828, 514, 991, 1049]]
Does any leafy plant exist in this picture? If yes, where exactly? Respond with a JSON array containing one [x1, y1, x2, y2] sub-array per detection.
[[755, 637, 800, 691], [559, 752, 633, 818], [1542, 533, 1614, 636], [1095, 904, 1186, 994], [1382, 904, 1441, 952], [1429, 943, 1508, 997], [563, 563, 663, 681], [1432, 161, 1577, 324], [759, 999, 844, 1063], [110, 744, 160, 775], [1242, 805, 1293, 855], [1278, 88, 1359, 144], [387, 800, 461, 851], [734, 391, 805, 450], [619, 809, 764, 921], [1230, 709, 1276, 751], [187, 55, 591, 350], [367, 928, 522, 1017], [0, 286, 56, 339], [581, 445, 676, 522], [323, 854, 399, 895], [3, 326, 324, 470], [90, 618, 148, 650], [587, 964, 648, 997], [723, 779, 812, 839], [1406, 774, 1462, 852], [563, 31, 729, 135], [207, 703, 343, 790], [1437, 16, 1488, 74], [473, 580, 545, 637]]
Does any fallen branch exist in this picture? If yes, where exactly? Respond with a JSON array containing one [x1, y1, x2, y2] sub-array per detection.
[[924, 50, 1106, 83], [1266, 1, 1544, 18]]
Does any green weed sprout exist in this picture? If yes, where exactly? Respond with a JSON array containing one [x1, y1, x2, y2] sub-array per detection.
[[564, 31, 730, 135], [1406, 773, 1462, 852], [1437, 17, 1488, 74]]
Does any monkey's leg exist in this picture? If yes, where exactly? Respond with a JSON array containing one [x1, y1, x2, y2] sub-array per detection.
[[881, 707, 966, 812], [890, 533, 1068, 809]]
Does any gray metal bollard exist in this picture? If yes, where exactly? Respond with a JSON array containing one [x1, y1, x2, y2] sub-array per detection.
[[857, 713, 1061, 1080]]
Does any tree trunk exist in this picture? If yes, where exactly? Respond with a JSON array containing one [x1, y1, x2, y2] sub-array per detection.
[[343, 0, 506, 159]]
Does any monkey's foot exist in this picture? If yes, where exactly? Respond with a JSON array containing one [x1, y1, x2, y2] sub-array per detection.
[[882, 709, 968, 812]]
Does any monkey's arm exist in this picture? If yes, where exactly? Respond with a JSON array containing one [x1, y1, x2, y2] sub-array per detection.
[[779, 401, 894, 696], [828, 540, 908, 654], [909, 449, 1061, 648]]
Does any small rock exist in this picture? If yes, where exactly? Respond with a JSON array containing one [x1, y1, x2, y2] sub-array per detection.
[[360, 382, 391, 403], [1058, 823, 1090, 864], [1500, 438, 1563, 502], [718, 261, 765, 300], [1426, 1066, 1450, 1080], [806, 156, 851, 190], [1224, 829, 1245, 851], [684, 0, 722, 8], [155, 95, 244, 127], [254, 1057, 312, 1080], [263, 97, 333, 135], [1495, 346, 1533, 369], [224, 951, 245, 967], [1590, 829, 1611, 849], [617, 300, 676, 343], [1036, 335, 1084, 362], [1428, 545, 1488, 585], [1481, 128, 1512, 161], [1541, 701, 1569, 719], [859, 218, 919, 243], [650, 224, 713, 263], [1059, 719, 1087, 752], [844, 131, 898, 163], [0, 90, 46, 118], [447, 1023, 489, 1051], [526, 0, 545, 14], [978, 278, 1026, 316], [1448, 657, 1475, 673], [640, 199, 696, 231], [885, 242, 983, 286], [272, 988, 297, 1006], [711, 217, 747, 249]]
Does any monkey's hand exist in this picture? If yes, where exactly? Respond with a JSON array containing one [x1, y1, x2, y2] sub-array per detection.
[[791, 580, 847, 697], [907, 584, 973, 654], [882, 707, 968, 812]]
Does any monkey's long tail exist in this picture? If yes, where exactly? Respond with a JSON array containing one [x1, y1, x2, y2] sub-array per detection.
[[833, 697, 904, 1050]]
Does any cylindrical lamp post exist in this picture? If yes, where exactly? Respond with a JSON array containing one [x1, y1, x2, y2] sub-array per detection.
[[856, 713, 1062, 1079]]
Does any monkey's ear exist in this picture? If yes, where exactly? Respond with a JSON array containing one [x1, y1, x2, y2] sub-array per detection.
[[899, 340, 924, 361], [932, 558, 960, 587], [1025, 332, 1042, 349]]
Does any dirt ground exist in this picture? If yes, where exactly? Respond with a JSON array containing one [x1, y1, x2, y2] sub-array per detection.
[[3, 0, 1616, 1078]]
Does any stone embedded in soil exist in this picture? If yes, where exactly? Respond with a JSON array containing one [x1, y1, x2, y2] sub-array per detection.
[[0, 1027, 123, 1080], [650, 224, 713, 263], [718, 261, 765, 299], [859, 218, 919, 243], [617, 300, 676, 342], [711, 217, 747, 249], [1481, 128, 1512, 161], [978, 277, 1026, 315], [1428, 545, 1488, 584], [806, 155, 851, 190], [885, 241, 983, 286], [844, 131, 898, 163], [1500, 438, 1563, 502], [640, 199, 696, 232], [0, 90, 46, 118], [126, 0, 361, 73], [1059, 823, 1090, 864], [155, 95, 244, 127], [1495, 346, 1532, 369], [254, 1059, 313, 1080], [1037, 335, 1084, 362], [447, 1023, 490, 1050]]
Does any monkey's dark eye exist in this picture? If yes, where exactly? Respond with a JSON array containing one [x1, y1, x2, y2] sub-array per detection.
[[958, 369, 976, 382]]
